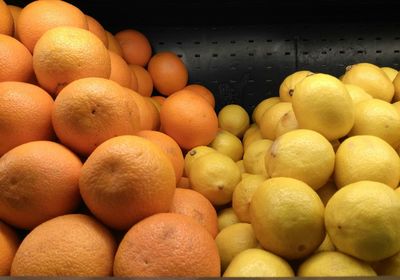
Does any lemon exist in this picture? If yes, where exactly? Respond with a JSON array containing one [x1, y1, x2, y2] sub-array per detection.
[[381, 66, 398, 82], [342, 62, 394, 102], [184, 145, 215, 177], [235, 160, 246, 174], [218, 104, 250, 138], [265, 129, 335, 190], [232, 174, 265, 222], [243, 139, 273, 176], [374, 251, 400, 275], [250, 177, 325, 260], [242, 123, 259, 141], [189, 152, 241, 205], [344, 84, 373, 105], [251, 97, 280, 125], [298, 251, 376, 276], [215, 223, 259, 272], [209, 130, 243, 162], [279, 70, 313, 102], [325, 180, 400, 262], [334, 135, 400, 189], [393, 72, 400, 102], [349, 98, 400, 148], [259, 102, 292, 140], [275, 109, 298, 138], [316, 179, 337, 206], [393, 101, 400, 115], [292, 73, 354, 141], [218, 207, 240, 231], [223, 248, 294, 277], [243, 127, 263, 151], [315, 234, 336, 253]]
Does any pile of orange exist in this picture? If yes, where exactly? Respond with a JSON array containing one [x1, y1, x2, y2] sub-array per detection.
[[0, 0, 221, 277]]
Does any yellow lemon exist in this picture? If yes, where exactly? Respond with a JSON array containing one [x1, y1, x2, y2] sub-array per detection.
[[381, 66, 398, 82], [223, 248, 294, 277], [392, 101, 400, 116], [218, 104, 250, 138], [349, 98, 400, 148], [325, 180, 400, 262], [243, 123, 259, 141], [334, 135, 400, 189], [243, 127, 263, 152], [315, 234, 336, 253], [342, 62, 394, 102], [279, 70, 313, 102], [209, 130, 243, 162], [393, 72, 400, 102], [243, 139, 273, 176], [218, 207, 240, 231], [275, 109, 298, 138], [215, 223, 259, 272], [250, 177, 325, 260], [251, 97, 280, 125], [265, 129, 335, 190], [344, 84, 373, 105], [235, 160, 246, 174], [259, 102, 292, 140], [292, 73, 354, 141], [316, 179, 337, 206], [298, 251, 376, 276], [189, 152, 241, 205], [232, 174, 266, 222], [184, 145, 215, 177]]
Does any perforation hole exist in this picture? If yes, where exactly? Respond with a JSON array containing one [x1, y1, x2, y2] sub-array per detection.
[[266, 39, 272, 42], [230, 40, 236, 44], [285, 52, 291, 56], [158, 42, 164, 45], [194, 54, 200, 58], [376, 37, 382, 40], [212, 54, 218, 58], [395, 37, 400, 40], [176, 42, 182, 45], [194, 41, 200, 45], [248, 53, 254, 56], [339, 50, 345, 54], [267, 52, 272, 56], [303, 51, 309, 55], [177, 54, 183, 58], [376, 50, 382, 54], [339, 38, 345, 41], [394, 50, 400, 53], [285, 39, 291, 42], [357, 50, 365, 54], [357, 37, 364, 41], [230, 53, 236, 57], [248, 39, 254, 43], [321, 51, 327, 54]]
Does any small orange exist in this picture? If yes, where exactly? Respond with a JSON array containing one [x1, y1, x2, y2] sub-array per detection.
[[33, 26, 111, 96], [160, 89, 218, 150], [136, 130, 184, 183], [128, 64, 153, 96], [0, 34, 34, 82], [52, 77, 141, 156], [0, 81, 54, 156], [0, 222, 19, 276], [0, 0, 13, 36], [170, 188, 218, 238], [17, 0, 88, 52], [108, 51, 132, 87], [123, 87, 155, 130], [85, 14, 108, 47], [7, 5, 21, 38], [185, 84, 215, 108], [106, 30, 123, 56], [148, 51, 188, 96], [11, 214, 116, 276], [130, 70, 139, 91], [115, 29, 152, 66], [145, 96, 161, 130], [79, 135, 176, 230], [0, 141, 82, 230], [113, 212, 220, 277]]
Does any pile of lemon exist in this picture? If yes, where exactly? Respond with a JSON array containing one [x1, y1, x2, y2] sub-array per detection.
[[186, 63, 400, 277]]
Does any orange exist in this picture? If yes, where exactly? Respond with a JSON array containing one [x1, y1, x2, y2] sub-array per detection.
[[52, 77, 141, 156], [184, 84, 216, 108], [113, 212, 220, 277], [160, 89, 218, 150], [17, 0, 88, 53], [0, 222, 19, 276], [148, 51, 188, 96], [115, 29, 152, 66], [136, 130, 184, 183], [7, 5, 21, 38], [0, 81, 54, 156], [0, 34, 34, 82], [0, 0, 13, 36], [170, 188, 218, 238], [177, 176, 190, 188], [85, 14, 108, 47], [0, 141, 82, 230], [145, 96, 161, 130], [106, 30, 123, 56], [128, 64, 153, 96], [79, 135, 176, 230], [123, 87, 155, 130], [108, 50, 132, 87], [152, 95, 166, 106], [11, 214, 116, 276], [130, 70, 139, 91], [33, 26, 111, 96]]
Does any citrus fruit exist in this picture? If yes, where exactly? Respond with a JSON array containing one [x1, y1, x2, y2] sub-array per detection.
[[381, 66, 398, 82], [218, 207, 240, 231], [209, 130, 243, 162], [128, 64, 153, 96], [184, 84, 215, 108], [85, 15, 108, 47], [105, 30, 123, 56], [184, 145, 216, 177], [218, 104, 250, 138], [0, 222, 19, 276], [108, 51, 132, 87], [259, 102, 292, 140], [0, 0, 13, 36], [279, 70, 313, 102], [251, 96, 280, 125], [115, 29, 152, 66], [275, 109, 298, 138], [243, 139, 273, 176], [343, 84, 372, 104]]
